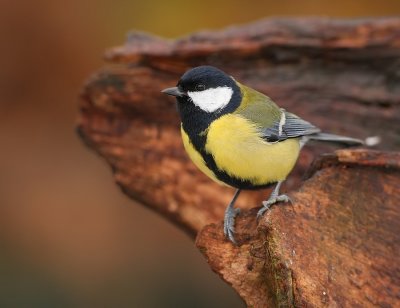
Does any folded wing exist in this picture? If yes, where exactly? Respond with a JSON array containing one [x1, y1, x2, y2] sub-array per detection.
[[261, 111, 320, 142]]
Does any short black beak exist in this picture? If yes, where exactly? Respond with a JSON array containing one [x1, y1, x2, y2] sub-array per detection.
[[161, 87, 185, 97]]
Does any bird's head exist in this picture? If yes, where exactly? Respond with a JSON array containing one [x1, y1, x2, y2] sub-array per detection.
[[162, 66, 242, 115]]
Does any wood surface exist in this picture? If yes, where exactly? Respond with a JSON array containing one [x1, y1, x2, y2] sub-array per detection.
[[197, 150, 400, 307], [77, 17, 400, 306]]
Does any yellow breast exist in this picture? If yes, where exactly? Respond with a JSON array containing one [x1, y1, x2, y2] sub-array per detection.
[[205, 114, 300, 186]]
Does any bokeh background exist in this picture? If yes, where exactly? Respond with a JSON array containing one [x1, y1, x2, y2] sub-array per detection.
[[1, 1, 399, 307]]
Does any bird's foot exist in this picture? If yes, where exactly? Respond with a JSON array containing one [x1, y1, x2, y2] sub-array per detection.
[[224, 207, 241, 244], [256, 194, 291, 219]]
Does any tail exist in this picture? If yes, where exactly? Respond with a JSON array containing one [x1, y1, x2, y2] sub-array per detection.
[[307, 133, 364, 146]]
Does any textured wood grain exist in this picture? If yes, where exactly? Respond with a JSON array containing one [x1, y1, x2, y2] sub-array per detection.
[[77, 17, 400, 306], [197, 149, 400, 307]]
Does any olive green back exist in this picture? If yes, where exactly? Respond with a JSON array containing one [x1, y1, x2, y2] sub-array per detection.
[[234, 83, 282, 128]]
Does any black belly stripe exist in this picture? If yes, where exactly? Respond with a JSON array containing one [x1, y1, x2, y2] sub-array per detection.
[[182, 125, 275, 190], [200, 146, 275, 190], [177, 98, 276, 190]]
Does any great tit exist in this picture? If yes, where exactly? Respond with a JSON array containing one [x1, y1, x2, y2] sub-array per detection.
[[162, 66, 363, 243]]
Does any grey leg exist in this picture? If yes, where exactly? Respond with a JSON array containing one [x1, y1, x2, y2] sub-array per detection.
[[224, 189, 241, 244], [256, 181, 291, 218]]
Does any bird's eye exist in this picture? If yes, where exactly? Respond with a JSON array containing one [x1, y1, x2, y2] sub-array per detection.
[[195, 84, 205, 91]]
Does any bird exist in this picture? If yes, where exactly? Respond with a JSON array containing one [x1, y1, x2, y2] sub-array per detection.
[[161, 66, 363, 243]]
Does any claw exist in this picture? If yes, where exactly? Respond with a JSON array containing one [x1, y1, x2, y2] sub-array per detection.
[[257, 194, 291, 219], [224, 207, 240, 244], [256, 204, 270, 220], [223, 189, 241, 244]]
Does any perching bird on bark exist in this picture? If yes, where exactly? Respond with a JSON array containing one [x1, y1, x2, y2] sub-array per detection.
[[162, 66, 363, 243]]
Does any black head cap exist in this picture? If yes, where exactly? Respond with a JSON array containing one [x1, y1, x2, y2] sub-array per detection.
[[177, 66, 237, 93]]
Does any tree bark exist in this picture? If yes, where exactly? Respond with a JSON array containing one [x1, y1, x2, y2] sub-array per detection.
[[196, 149, 400, 307], [77, 17, 400, 306]]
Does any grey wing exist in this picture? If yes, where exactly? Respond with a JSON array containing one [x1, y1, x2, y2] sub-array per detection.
[[261, 110, 320, 142]]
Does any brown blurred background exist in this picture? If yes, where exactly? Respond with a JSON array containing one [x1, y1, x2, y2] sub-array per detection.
[[0, 1, 399, 307]]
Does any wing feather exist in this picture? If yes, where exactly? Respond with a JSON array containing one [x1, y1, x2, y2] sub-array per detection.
[[261, 111, 320, 142], [234, 84, 320, 143]]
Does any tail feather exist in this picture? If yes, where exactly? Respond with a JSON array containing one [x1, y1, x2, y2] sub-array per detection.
[[308, 133, 364, 146]]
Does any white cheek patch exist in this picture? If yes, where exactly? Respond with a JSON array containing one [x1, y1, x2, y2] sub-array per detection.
[[187, 86, 233, 113]]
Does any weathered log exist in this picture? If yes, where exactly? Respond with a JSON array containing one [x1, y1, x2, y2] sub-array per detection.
[[196, 149, 400, 307], [77, 17, 400, 306]]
